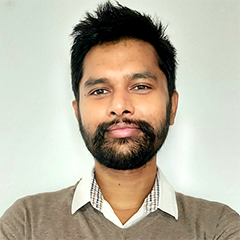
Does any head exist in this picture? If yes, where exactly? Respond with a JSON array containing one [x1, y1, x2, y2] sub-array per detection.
[[71, 1, 177, 102], [71, 2, 178, 170]]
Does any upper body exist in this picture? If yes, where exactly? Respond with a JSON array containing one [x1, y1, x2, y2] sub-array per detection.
[[1, 168, 239, 240], [1, 2, 239, 239]]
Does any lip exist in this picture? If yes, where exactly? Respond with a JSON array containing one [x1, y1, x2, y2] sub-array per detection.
[[108, 123, 139, 131], [107, 123, 141, 138]]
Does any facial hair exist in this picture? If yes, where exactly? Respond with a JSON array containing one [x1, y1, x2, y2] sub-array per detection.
[[77, 103, 171, 170]]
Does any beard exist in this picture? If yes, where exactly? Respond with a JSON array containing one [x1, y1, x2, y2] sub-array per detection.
[[77, 104, 171, 170]]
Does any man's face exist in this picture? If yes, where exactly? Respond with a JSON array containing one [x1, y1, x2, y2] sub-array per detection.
[[73, 39, 178, 170]]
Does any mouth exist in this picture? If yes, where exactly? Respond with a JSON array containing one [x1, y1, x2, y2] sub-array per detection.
[[106, 123, 141, 138]]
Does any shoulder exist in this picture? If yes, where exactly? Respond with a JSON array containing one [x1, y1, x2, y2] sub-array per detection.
[[176, 191, 239, 215], [176, 192, 240, 238], [0, 184, 78, 233], [12, 183, 77, 212], [177, 191, 223, 208]]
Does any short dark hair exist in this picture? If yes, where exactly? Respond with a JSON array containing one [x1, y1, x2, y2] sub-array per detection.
[[71, 1, 177, 102]]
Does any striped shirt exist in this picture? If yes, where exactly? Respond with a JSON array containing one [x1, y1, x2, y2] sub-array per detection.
[[90, 170, 160, 214], [72, 167, 178, 228]]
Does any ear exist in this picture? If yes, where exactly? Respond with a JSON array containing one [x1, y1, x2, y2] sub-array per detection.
[[72, 100, 79, 121], [169, 91, 179, 125]]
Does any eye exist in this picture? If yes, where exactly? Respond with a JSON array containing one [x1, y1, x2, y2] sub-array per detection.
[[90, 89, 108, 95], [133, 85, 151, 90]]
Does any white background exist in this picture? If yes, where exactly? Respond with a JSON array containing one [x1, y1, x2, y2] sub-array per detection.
[[0, 0, 239, 216]]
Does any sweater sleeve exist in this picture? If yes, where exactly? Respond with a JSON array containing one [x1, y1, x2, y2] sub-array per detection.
[[0, 199, 27, 240], [214, 205, 240, 240]]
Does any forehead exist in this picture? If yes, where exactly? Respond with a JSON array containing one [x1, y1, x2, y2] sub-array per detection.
[[88, 38, 158, 55], [80, 39, 162, 90], [82, 39, 159, 72]]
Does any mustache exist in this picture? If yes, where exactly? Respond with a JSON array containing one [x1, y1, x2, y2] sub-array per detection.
[[93, 118, 156, 145]]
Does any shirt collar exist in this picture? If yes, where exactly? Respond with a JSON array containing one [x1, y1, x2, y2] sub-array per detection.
[[71, 167, 93, 214], [157, 168, 178, 220], [71, 166, 178, 220]]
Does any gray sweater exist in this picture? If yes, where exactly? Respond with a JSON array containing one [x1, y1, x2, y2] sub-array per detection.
[[0, 184, 240, 240]]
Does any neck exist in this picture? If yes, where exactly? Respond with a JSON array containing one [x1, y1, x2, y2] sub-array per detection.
[[94, 157, 157, 224]]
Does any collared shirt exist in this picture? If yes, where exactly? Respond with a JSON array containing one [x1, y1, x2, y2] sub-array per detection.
[[72, 167, 178, 228]]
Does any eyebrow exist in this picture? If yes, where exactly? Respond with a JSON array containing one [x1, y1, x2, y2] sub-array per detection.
[[129, 71, 157, 82], [84, 77, 109, 88], [83, 71, 158, 88]]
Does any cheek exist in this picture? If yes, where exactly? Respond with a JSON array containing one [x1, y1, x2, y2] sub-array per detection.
[[79, 101, 105, 131], [148, 109, 167, 128], [136, 97, 167, 122], [79, 102, 91, 127]]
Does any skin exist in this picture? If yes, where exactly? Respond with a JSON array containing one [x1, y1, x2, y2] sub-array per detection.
[[72, 39, 178, 224]]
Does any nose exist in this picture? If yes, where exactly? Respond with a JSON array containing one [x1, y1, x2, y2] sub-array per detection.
[[107, 91, 135, 117]]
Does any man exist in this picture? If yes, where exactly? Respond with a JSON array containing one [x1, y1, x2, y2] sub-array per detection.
[[0, 1, 239, 239]]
